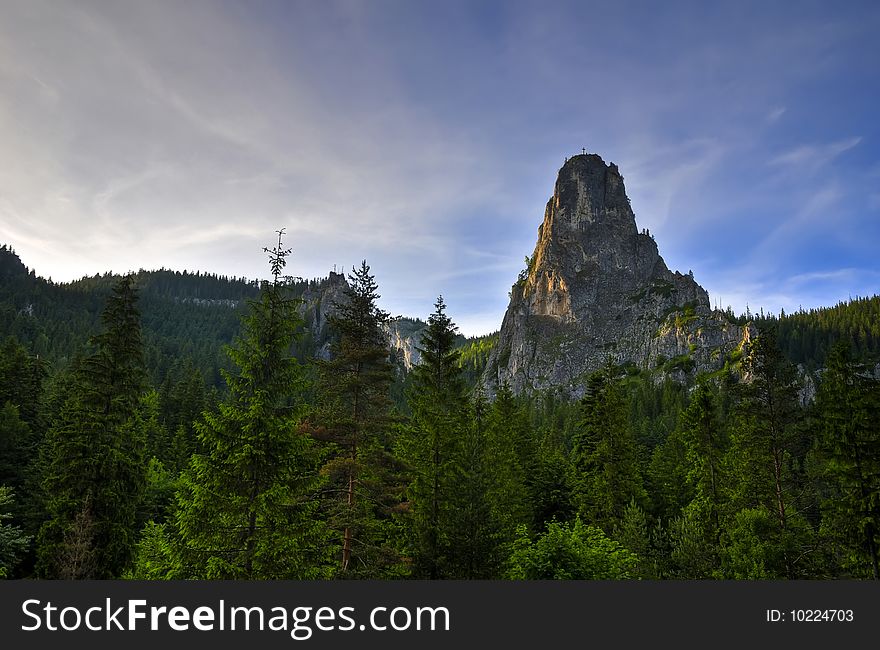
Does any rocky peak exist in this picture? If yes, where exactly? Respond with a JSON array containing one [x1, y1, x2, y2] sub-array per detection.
[[483, 152, 749, 395], [545, 154, 635, 237], [298, 271, 426, 368], [299, 271, 349, 359]]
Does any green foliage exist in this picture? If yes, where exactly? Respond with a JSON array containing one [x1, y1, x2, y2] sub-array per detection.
[[668, 498, 721, 578], [614, 499, 654, 578], [572, 360, 645, 532], [516, 254, 536, 285], [314, 260, 404, 577], [0, 486, 30, 578], [0, 403, 33, 515], [810, 341, 880, 578], [486, 385, 535, 529], [528, 392, 576, 529], [748, 295, 880, 368], [456, 332, 498, 387], [506, 518, 637, 579], [679, 382, 726, 521], [673, 302, 698, 330], [5, 240, 880, 581], [36, 276, 147, 578], [173, 234, 331, 579], [649, 280, 675, 298], [127, 521, 179, 580], [444, 397, 499, 578], [721, 507, 777, 579], [663, 353, 695, 374], [725, 330, 814, 577], [398, 296, 469, 578]]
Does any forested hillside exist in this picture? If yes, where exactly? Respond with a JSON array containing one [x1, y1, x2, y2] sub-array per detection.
[[1, 242, 879, 580], [747, 297, 880, 369]]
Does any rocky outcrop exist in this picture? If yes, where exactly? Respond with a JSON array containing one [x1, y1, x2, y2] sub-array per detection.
[[386, 318, 427, 369], [297, 272, 427, 367], [483, 153, 750, 395], [299, 271, 348, 359]]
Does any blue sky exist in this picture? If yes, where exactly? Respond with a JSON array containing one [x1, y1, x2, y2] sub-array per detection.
[[1, 0, 878, 335]]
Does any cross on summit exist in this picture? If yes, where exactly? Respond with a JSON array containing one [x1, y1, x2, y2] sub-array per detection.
[[582, 147, 586, 155]]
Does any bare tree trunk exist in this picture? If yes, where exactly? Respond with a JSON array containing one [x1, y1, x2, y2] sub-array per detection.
[[342, 471, 354, 571]]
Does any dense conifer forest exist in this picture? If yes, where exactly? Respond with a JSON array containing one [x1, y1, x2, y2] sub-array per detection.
[[1, 242, 879, 579]]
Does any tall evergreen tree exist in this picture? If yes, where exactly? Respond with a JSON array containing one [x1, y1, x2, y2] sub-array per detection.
[[812, 341, 880, 579], [314, 260, 402, 576], [445, 396, 497, 578], [652, 380, 729, 578], [726, 330, 812, 578], [571, 360, 645, 533], [37, 275, 146, 578], [0, 403, 32, 517], [679, 381, 726, 517], [488, 384, 536, 526], [0, 336, 46, 432], [0, 486, 30, 578], [173, 232, 330, 579], [463, 385, 535, 571], [399, 296, 468, 578]]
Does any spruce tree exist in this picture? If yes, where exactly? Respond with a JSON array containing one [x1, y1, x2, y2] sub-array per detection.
[[487, 384, 536, 527], [399, 296, 468, 578], [174, 231, 330, 579], [0, 403, 32, 516], [813, 341, 880, 579], [37, 275, 146, 578], [679, 382, 726, 515], [314, 260, 402, 576], [459, 385, 535, 574], [650, 380, 729, 577], [571, 360, 645, 533], [0, 486, 29, 578], [726, 330, 811, 578], [445, 396, 497, 577]]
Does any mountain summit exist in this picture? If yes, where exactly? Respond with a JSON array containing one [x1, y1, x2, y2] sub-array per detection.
[[483, 152, 749, 394]]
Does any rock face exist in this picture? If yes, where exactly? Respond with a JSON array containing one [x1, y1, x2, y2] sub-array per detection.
[[299, 271, 349, 360], [483, 153, 750, 395], [386, 318, 427, 369], [297, 271, 427, 367]]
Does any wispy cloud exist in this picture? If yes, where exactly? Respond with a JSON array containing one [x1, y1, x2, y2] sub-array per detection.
[[766, 106, 787, 123], [1, 1, 879, 334], [769, 137, 862, 173]]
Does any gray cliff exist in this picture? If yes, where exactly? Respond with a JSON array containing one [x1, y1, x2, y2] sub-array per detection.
[[298, 271, 426, 367], [299, 271, 349, 360], [483, 153, 750, 395]]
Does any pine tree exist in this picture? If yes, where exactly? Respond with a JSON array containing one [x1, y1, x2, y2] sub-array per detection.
[[505, 517, 638, 580], [812, 341, 880, 579], [0, 336, 46, 431], [726, 330, 811, 578], [615, 499, 654, 578], [681, 383, 725, 506], [0, 403, 32, 514], [0, 486, 30, 578], [37, 275, 147, 578], [571, 360, 645, 533], [398, 296, 468, 578], [445, 396, 497, 577], [174, 232, 330, 579], [487, 383, 536, 527], [531, 421, 575, 530], [313, 260, 402, 577]]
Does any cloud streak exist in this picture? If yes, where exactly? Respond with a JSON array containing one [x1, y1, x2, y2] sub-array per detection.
[[769, 137, 862, 173], [1, 1, 879, 334]]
